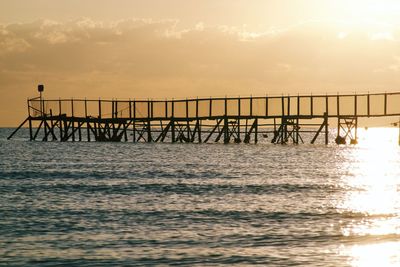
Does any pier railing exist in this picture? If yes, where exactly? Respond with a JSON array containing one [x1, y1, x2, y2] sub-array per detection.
[[8, 91, 400, 144], [29, 92, 400, 120]]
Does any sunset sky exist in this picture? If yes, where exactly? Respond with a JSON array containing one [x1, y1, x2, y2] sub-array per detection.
[[2, 0, 400, 125]]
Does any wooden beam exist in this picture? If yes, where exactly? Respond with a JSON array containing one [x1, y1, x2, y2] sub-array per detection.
[[7, 117, 29, 140], [204, 119, 222, 143], [311, 114, 327, 144]]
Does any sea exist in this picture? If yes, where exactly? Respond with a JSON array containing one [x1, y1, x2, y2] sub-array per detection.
[[1, 128, 400, 266]]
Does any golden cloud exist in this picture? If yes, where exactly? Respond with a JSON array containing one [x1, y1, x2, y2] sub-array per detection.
[[1, 18, 400, 125]]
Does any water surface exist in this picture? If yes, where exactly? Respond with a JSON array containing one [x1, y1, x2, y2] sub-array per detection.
[[1, 128, 400, 266]]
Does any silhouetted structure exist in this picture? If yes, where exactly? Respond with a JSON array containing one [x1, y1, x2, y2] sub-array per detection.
[[8, 86, 400, 144]]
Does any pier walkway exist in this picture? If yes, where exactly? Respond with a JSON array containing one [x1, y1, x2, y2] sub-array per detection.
[[8, 89, 400, 144]]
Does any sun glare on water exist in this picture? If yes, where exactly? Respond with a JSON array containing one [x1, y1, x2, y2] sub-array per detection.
[[337, 128, 400, 266]]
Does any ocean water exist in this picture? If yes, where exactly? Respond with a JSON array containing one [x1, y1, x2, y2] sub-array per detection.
[[1, 128, 400, 266]]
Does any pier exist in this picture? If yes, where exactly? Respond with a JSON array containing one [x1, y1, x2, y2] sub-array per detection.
[[8, 86, 400, 144]]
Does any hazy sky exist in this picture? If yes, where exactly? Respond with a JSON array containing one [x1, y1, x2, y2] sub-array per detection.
[[2, 0, 400, 125]]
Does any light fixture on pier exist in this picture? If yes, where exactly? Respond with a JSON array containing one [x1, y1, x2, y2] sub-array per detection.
[[38, 84, 44, 116]]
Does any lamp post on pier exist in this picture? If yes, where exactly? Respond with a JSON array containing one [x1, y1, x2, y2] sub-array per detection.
[[38, 84, 44, 116]]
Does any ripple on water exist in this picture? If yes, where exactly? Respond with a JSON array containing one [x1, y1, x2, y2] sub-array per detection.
[[1, 129, 400, 266]]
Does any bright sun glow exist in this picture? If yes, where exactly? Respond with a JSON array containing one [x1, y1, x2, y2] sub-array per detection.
[[341, 0, 400, 22], [347, 242, 400, 267], [338, 128, 400, 266]]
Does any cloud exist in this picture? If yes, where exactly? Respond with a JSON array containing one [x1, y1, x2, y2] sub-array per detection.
[[1, 18, 400, 125], [0, 26, 31, 55]]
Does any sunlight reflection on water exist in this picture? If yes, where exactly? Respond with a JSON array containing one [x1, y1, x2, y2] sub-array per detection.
[[338, 128, 400, 267], [1, 128, 400, 266]]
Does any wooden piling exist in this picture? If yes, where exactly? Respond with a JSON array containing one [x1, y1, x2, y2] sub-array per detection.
[[171, 100, 175, 143], [310, 95, 314, 117], [384, 92, 387, 116], [71, 99, 75, 142], [297, 95, 300, 116]]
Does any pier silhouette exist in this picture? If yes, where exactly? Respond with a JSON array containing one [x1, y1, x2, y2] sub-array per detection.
[[8, 86, 400, 144]]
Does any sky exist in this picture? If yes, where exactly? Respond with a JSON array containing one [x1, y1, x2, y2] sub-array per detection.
[[2, 0, 400, 126]]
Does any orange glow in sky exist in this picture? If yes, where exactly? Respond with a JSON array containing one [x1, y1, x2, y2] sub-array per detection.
[[1, 0, 400, 126]]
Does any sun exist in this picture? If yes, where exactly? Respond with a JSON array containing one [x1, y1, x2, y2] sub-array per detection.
[[339, 0, 400, 23]]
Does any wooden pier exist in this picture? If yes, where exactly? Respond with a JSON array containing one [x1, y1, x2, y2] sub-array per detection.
[[8, 87, 400, 144]]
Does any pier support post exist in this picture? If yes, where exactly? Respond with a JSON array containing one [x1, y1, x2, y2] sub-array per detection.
[[223, 117, 229, 144], [336, 117, 358, 145], [244, 119, 258, 144], [170, 119, 175, 143], [325, 113, 329, 145], [272, 117, 302, 144], [311, 113, 328, 145], [254, 118, 258, 144]]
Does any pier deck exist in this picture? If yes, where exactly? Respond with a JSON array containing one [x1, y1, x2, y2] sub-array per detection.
[[8, 92, 400, 144]]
